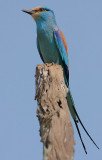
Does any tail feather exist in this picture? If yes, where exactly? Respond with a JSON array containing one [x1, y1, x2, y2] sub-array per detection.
[[72, 105, 99, 149], [67, 88, 99, 153], [74, 119, 87, 154]]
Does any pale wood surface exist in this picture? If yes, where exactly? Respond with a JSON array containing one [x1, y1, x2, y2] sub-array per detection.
[[35, 63, 75, 160]]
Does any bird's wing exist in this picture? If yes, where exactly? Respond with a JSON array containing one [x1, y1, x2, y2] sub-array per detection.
[[59, 29, 68, 57], [53, 29, 69, 85], [37, 39, 45, 63]]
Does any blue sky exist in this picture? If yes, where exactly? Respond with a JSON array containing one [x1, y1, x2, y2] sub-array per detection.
[[0, 0, 102, 160]]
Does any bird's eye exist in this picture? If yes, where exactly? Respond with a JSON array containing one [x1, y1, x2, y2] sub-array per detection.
[[40, 8, 45, 12]]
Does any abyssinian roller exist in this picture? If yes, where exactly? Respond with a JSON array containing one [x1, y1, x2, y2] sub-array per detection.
[[22, 6, 99, 154]]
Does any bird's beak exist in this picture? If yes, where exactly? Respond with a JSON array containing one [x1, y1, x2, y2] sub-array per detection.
[[22, 9, 35, 15]]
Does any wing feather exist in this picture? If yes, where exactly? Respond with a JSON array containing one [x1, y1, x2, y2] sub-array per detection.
[[53, 29, 69, 85]]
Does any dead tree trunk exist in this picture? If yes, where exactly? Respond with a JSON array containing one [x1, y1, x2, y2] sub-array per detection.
[[35, 63, 75, 160]]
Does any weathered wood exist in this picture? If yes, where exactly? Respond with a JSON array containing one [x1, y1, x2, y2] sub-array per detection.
[[35, 63, 75, 160]]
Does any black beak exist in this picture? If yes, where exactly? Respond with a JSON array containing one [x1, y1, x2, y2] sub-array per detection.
[[22, 9, 35, 15]]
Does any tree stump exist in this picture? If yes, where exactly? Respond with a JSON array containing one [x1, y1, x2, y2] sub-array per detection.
[[35, 63, 75, 160]]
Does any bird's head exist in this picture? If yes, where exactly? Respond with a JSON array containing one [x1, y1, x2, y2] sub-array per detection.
[[22, 6, 55, 23]]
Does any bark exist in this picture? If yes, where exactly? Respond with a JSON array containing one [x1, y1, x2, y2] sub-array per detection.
[[35, 63, 75, 160]]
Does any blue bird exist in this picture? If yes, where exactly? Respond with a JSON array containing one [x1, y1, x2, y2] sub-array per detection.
[[22, 6, 99, 154]]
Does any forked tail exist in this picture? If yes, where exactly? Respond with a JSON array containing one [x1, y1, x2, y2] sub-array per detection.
[[67, 88, 99, 154]]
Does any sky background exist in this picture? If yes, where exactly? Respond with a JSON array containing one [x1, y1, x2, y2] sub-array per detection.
[[0, 0, 102, 160]]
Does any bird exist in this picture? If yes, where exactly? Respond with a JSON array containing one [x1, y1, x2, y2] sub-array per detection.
[[22, 6, 99, 154]]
